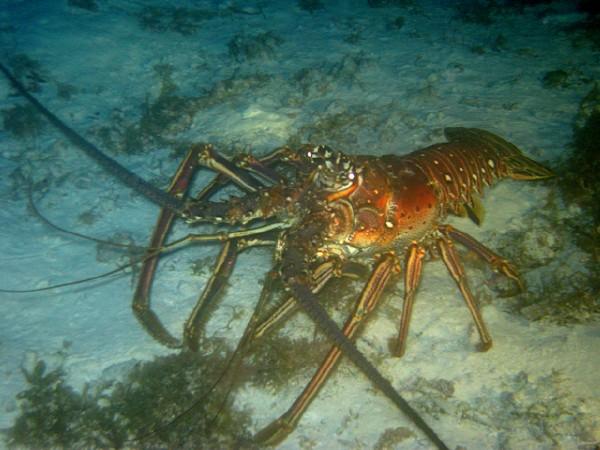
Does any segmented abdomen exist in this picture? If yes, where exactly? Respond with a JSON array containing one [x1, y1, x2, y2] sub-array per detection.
[[401, 128, 553, 216]]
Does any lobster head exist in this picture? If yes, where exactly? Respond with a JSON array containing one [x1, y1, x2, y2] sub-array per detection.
[[302, 145, 360, 193]]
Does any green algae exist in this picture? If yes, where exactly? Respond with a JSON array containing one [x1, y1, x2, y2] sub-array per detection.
[[5, 349, 254, 449], [299, 0, 324, 13], [7, 54, 47, 93], [93, 68, 271, 155], [137, 6, 215, 36], [68, 0, 98, 12], [228, 32, 284, 62], [2, 104, 45, 138], [542, 69, 570, 89]]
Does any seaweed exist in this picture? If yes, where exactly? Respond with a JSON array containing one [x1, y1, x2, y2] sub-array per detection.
[[560, 86, 600, 229], [5, 349, 254, 449], [4, 276, 367, 448], [56, 82, 77, 100], [290, 110, 370, 148], [542, 69, 570, 89], [7, 54, 47, 92], [68, 0, 99, 12], [491, 33, 508, 51], [512, 274, 599, 325], [298, 0, 324, 13], [95, 68, 270, 158], [559, 0, 600, 50], [373, 427, 415, 449], [93, 66, 272, 155], [239, 274, 369, 391], [289, 53, 371, 104], [453, 1, 497, 25], [566, 111, 600, 218], [502, 0, 553, 9], [93, 64, 200, 154], [455, 370, 596, 447], [470, 45, 486, 55], [388, 16, 406, 30], [555, 96, 600, 289], [137, 6, 215, 36], [368, 0, 415, 7], [6, 359, 114, 449], [491, 196, 599, 325], [245, 334, 330, 390], [77, 209, 99, 226], [407, 377, 455, 419], [577, 0, 600, 16], [2, 104, 45, 138], [228, 31, 284, 62]]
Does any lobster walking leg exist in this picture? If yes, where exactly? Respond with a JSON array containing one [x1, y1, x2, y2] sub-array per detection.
[[255, 253, 400, 446], [252, 260, 369, 339], [133, 146, 204, 348], [253, 259, 339, 339], [439, 224, 524, 291], [135, 144, 299, 349], [183, 239, 239, 351], [393, 243, 426, 358], [437, 236, 492, 352], [134, 145, 278, 348], [194, 144, 264, 193], [193, 146, 293, 201]]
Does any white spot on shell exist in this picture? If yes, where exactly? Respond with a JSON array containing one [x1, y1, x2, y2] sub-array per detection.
[[488, 159, 495, 168]]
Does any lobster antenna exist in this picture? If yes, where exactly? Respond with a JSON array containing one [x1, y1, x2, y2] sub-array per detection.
[[0, 61, 187, 214], [27, 184, 142, 250], [0, 185, 175, 294]]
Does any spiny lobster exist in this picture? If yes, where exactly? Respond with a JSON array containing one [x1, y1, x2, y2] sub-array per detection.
[[0, 62, 553, 449]]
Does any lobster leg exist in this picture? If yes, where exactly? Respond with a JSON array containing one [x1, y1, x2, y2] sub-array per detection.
[[134, 145, 289, 349], [183, 239, 239, 351], [192, 143, 264, 193], [192, 144, 298, 195], [393, 243, 426, 358], [437, 235, 493, 352], [253, 259, 338, 339], [233, 147, 292, 185], [133, 146, 203, 348], [254, 253, 400, 446], [180, 234, 273, 351], [193, 146, 293, 200], [438, 224, 524, 291], [253, 260, 369, 339]]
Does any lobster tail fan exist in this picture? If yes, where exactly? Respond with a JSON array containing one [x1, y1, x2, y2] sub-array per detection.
[[444, 127, 555, 181], [503, 152, 555, 180]]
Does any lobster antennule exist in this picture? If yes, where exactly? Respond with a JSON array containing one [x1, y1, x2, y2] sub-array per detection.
[[444, 127, 555, 181]]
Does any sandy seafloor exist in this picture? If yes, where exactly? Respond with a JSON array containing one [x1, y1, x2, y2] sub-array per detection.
[[0, 1, 599, 449]]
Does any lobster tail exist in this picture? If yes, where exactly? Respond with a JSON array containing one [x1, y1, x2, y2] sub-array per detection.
[[402, 128, 553, 223], [444, 128, 554, 181]]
